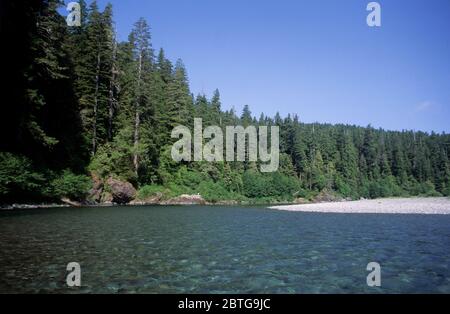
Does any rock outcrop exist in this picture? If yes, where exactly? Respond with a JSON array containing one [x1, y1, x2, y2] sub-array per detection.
[[87, 174, 137, 205], [106, 177, 136, 204]]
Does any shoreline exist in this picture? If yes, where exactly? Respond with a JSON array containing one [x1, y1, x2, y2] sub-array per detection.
[[0, 198, 258, 210], [0, 201, 279, 210], [2, 197, 450, 213], [270, 197, 450, 215]]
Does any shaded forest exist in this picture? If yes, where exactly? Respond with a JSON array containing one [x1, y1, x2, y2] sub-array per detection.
[[1, 0, 449, 204]]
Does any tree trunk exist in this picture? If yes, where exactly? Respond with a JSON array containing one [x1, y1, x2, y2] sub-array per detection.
[[108, 39, 118, 141], [92, 51, 101, 155], [133, 51, 143, 176]]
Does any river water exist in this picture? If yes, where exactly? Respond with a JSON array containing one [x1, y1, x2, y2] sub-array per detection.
[[0, 205, 449, 293]]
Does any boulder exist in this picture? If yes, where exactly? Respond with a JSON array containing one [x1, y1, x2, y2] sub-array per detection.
[[106, 177, 136, 204]]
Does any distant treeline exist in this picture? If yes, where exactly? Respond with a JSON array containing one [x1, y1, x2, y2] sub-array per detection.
[[1, 0, 449, 204]]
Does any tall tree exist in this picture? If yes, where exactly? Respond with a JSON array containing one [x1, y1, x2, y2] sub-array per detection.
[[103, 3, 119, 141], [210, 89, 222, 126], [129, 18, 153, 176], [166, 59, 193, 127]]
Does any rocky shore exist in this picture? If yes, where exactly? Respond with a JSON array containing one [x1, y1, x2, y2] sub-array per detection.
[[0, 194, 211, 210], [130, 194, 208, 206], [271, 197, 450, 215], [3, 178, 449, 213]]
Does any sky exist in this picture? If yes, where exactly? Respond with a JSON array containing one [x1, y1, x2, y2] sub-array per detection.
[[73, 0, 449, 133]]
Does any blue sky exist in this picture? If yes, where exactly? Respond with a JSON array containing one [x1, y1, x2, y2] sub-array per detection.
[[73, 0, 449, 133]]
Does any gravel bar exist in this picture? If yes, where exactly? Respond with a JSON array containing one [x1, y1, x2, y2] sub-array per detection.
[[270, 197, 450, 215]]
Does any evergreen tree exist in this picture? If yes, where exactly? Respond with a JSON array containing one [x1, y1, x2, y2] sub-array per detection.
[[3, 1, 450, 203], [166, 59, 193, 127], [210, 89, 222, 126], [129, 18, 153, 176]]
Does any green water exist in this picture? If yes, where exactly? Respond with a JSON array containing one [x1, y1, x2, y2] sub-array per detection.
[[0, 205, 449, 293]]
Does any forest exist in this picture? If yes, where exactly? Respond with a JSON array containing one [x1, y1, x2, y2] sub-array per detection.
[[1, 0, 449, 205]]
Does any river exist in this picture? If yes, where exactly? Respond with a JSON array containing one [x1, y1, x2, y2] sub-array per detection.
[[0, 205, 449, 293]]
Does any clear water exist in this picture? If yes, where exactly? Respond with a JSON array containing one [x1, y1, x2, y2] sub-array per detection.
[[0, 205, 449, 294]]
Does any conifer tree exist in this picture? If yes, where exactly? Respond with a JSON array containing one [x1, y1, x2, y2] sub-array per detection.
[[166, 59, 192, 127], [129, 18, 153, 176], [210, 89, 222, 126]]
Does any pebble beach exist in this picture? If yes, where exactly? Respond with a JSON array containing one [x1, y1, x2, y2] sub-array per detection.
[[271, 197, 450, 215]]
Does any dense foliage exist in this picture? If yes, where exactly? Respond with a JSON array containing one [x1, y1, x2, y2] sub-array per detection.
[[1, 0, 449, 204]]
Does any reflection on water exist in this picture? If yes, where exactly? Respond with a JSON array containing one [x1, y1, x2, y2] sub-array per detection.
[[0, 206, 449, 293]]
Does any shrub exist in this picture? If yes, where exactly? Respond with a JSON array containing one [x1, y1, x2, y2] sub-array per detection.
[[335, 176, 353, 198], [270, 172, 300, 200], [242, 171, 270, 198], [88, 131, 138, 184], [137, 185, 166, 199], [196, 181, 243, 203], [174, 166, 206, 189], [242, 171, 299, 200], [50, 170, 92, 201], [166, 182, 191, 197], [444, 187, 450, 197], [418, 181, 441, 197], [378, 176, 404, 197], [0, 152, 45, 202]]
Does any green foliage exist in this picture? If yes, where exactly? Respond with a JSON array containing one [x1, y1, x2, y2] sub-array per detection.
[[50, 171, 92, 201], [417, 181, 442, 197], [0, 153, 91, 203], [335, 175, 354, 198], [173, 166, 205, 189], [0, 153, 45, 201], [88, 127, 137, 183], [443, 184, 450, 197], [358, 176, 405, 199], [197, 181, 242, 203], [2, 1, 450, 205], [243, 171, 299, 201], [137, 185, 167, 199]]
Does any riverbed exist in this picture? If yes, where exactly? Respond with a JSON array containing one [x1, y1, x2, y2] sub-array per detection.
[[0, 205, 449, 293]]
